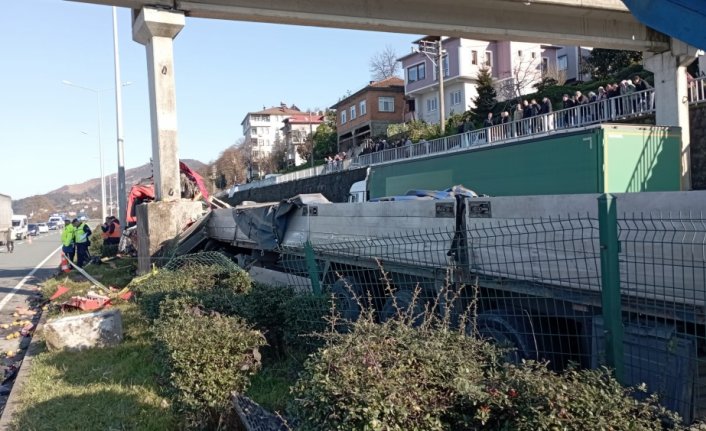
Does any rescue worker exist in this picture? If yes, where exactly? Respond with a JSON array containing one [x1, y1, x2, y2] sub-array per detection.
[[100, 216, 121, 246], [73, 218, 92, 267], [61, 218, 75, 263]]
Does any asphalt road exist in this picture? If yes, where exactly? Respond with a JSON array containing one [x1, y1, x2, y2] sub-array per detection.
[[0, 232, 61, 356]]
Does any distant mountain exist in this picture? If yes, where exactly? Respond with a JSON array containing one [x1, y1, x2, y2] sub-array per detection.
[[13, 159, 206, 220]]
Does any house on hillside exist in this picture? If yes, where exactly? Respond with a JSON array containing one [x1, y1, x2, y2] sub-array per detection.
[[330, 77, 407, 152], [281, 114, 324, 167], [241, 104, 305, 160], [398, 36, 586, 125]]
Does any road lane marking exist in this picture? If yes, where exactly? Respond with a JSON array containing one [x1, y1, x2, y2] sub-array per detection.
[[0, 246, 62, 312]]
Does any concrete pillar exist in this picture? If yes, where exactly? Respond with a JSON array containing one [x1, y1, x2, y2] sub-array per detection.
[[136, 200, 203, 274], [645, 38, 699, 190], [132, 7, 185, 201]]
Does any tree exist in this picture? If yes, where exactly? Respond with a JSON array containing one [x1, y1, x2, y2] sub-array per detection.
[[584, 48, 642, 80], [496, 54, 543, 101], [312, 110, 338, 158], [369, 45, 401, 81], [471, 67, 497, 123]]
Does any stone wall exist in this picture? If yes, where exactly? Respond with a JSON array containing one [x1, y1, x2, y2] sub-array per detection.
[[690, 104, 706, 190], [224, 167, 368, 206]]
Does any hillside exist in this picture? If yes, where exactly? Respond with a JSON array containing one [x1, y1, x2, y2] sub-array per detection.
[[12, 159, 205, 221]]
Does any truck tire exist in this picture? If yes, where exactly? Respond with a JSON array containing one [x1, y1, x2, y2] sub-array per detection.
[[380, 289, 427, 326], [330, 278, 362, 323], [470, 309, 538, 363]]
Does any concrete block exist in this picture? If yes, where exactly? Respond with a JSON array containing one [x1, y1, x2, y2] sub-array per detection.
[[137, 200, 203, 274], [43, 309, 123, 352]]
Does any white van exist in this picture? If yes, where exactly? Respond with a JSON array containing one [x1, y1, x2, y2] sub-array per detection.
[[48, 216, 65, 228], [11, 215, 28, 240]]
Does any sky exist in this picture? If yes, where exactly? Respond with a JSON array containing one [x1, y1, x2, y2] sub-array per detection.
[[0, 1, 420, 200]]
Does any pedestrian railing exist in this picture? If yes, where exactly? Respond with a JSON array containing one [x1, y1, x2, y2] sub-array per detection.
[[225, 75, 706, 196]]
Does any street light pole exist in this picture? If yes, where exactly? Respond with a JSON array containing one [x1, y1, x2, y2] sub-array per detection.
[[64, 81, 107, 221], [112, 6, 127, 226]]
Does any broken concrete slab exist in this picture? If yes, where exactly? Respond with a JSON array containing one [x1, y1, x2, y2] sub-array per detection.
[[43, 309, 123, 352]]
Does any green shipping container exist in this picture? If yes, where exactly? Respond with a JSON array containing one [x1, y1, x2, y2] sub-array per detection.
[[368, 124, 681, 198]]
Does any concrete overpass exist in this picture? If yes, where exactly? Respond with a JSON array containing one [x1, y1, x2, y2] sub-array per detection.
[[76, 0, 669, 51], [69, 0, 700, 272]]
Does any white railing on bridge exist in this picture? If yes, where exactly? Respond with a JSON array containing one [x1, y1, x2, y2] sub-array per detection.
[[227, 75, 706, 197]]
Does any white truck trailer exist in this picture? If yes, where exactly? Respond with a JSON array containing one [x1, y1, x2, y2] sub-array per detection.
[[205, 190, 706, 422], [0, 194, 12, 245]]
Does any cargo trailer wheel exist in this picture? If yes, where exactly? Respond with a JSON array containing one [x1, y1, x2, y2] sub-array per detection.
[[470, 309, 538, 363], [380, 289, 428, 326], [330, 278, 362, 323]]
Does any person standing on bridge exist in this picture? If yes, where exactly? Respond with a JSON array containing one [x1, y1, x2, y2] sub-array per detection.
[[73, 218, 92, 267], [4, 228, 13, 253], [61, 218, 75, 263]]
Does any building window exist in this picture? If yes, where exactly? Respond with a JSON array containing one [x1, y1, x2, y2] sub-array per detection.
[[378, 96, 395, 112], [485, 51, 493, 69], [407, 62, 426, 83], [251, 127, 258, 136], [341, 110, 347, 124], [443, 55, 450, 77], [359, 100, 367, 116], [531, 52, 537, 59], [541, 57, 549, 74], [426, 97, 438, 112], [350, 105, 356, 120], [558, 55, 568, 71], [451, 90, 462, 106], [517, 50, 523, 57], [471, 50, 478, 65]]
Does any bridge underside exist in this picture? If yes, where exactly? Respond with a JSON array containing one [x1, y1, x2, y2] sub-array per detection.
[[74, 0, 669, 51]]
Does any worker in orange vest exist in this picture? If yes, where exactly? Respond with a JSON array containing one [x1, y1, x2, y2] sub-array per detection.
[[100, 216, 122, 246]]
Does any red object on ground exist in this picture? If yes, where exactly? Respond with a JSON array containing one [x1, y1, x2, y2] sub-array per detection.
[[118, 290, 134, 301], [49, 285, 70, 301], [64, 295, 112, 311]]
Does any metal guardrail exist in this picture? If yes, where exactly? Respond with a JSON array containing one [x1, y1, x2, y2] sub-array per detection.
[[227, 76, 706, 196]]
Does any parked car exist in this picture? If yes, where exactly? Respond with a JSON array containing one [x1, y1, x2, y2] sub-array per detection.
[[47, 222, 58, 230], [37, 223, 49, 234], [27, 224, 39, 236]]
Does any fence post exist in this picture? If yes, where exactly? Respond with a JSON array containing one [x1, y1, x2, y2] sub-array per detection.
[[304, 240, 321, 295], [597, 193, 625, 382]]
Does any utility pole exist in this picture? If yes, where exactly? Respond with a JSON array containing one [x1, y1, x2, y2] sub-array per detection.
[[112, 6, 127, 225], [418, 37, 446, 134], [309, 111, 314, 168]]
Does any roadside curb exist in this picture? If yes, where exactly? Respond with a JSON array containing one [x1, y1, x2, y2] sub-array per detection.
[[0, 312, 46, 430]]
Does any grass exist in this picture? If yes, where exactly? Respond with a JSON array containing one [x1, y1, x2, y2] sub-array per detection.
[[245, 356, 302, 413], [9, 258, 177, 431]]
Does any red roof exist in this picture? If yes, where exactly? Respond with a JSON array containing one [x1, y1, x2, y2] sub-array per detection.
[[284, 114, 324, 125], [249, 105, 303, 115]]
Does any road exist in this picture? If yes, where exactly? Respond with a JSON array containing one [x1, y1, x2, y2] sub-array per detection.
[[0, 231, 62, 413]]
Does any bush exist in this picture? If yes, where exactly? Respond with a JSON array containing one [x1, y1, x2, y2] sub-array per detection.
[[133, 263, 251, 320], [154, 306, 266, 429], [281, 293, 330, 353], [291, 314, 682, 431], [236, 283, 296, 358]]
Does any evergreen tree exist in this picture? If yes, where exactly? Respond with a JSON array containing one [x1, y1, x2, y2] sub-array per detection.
[[584, 49, 642, 80], [472, 67, 497, 124]]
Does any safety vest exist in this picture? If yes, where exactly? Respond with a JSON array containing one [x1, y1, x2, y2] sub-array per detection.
[[61, 225, 76, 247], [74, 223, 90, 244]]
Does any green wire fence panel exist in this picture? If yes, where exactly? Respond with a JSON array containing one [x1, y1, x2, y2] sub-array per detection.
[[164, 250, 241, 272], [617, 213, 706, 422], [273, 208, 706, 422]]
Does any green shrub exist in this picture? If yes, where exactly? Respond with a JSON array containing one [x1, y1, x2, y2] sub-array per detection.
[[282, 293, 330, 353], [134, 264, 251, 320], [291, 315, 682, 431], [236, 284, 296, 358], [154, 307, 266, 429]]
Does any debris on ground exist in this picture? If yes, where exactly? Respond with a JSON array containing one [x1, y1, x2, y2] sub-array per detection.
[[44, 309, 123, 352]]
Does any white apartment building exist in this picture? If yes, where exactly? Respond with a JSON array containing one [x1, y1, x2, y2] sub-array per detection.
[[240, 104, 304, 159], [399, 37, 583, 125]]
